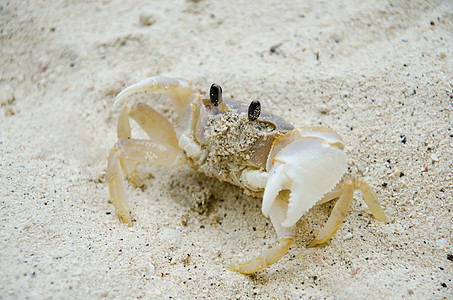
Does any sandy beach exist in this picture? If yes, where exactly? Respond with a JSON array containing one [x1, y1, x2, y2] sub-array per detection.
[[1, 0, 452, 298]]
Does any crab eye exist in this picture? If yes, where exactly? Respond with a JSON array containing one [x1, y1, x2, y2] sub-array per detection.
[[210, 83, 222, 107], [248, 100, 261, 121]]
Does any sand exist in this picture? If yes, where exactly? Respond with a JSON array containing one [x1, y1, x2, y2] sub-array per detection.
[[1, 0, 452, 298]]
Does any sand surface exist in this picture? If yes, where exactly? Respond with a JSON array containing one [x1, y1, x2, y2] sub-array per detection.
[[1, 1, 452, 298]]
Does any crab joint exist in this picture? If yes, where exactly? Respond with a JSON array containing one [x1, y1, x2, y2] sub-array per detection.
[[248, 100, 261, 121]]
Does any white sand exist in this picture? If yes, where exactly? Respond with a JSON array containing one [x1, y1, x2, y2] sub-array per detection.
[[1, 0, 452, 298]]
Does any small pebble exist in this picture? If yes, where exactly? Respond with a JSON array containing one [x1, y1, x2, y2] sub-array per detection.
[[139, 13, 156, 26], [343, 233, 353, 240], [436, 238, 447, 248], [319, 106, 329, 114], [38, 55, 50, 71], [269, 43, 282, 54], [357, 162, 367, 173], [146, 262, 155, 274], [430, 153, 439, 161], [391, 170, 402, 178]]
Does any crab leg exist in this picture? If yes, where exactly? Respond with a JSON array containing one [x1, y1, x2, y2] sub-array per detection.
[[228, 238, 295, 274], [107, 139, 182, 225], [115, 103, 179, 186], [114, 76, 200, 115], [314, 185, 345, 206], [108, 103, 183, 225], [228, 193, 295, 274], [357, 178, 388, 223], [309, 181, 354, 247], [310, 175, 388, 247], [129, 103, 178, 147]]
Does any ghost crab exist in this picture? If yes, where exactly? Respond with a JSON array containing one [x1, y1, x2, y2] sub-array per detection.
[[107, 76, 388, 274]]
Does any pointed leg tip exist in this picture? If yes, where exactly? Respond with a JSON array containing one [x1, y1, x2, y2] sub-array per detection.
[[227, 262, 262, 275], [380, 211, 390, 224], [373, 211, 389, 224], [226, 264, 241, 273], [226, 257, 267, 274], [117, 211, 132, 226]]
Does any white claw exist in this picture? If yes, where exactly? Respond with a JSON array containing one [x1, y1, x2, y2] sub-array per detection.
[[262, 136, 347, 228], [261, 166, 287, 217]]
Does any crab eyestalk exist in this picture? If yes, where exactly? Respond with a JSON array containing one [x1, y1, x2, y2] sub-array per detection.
[[248, 100, 261, 121], [210, 83, 229, 112]]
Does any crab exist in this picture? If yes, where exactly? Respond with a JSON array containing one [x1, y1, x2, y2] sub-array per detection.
[[107, 76, 388, 274]]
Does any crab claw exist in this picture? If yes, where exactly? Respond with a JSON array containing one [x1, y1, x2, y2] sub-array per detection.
[[262, 127, 347, 228], [229, 127, 348, 274]]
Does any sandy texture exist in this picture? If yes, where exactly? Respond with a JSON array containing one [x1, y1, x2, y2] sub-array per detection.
[[1, 1, 452, 298]]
